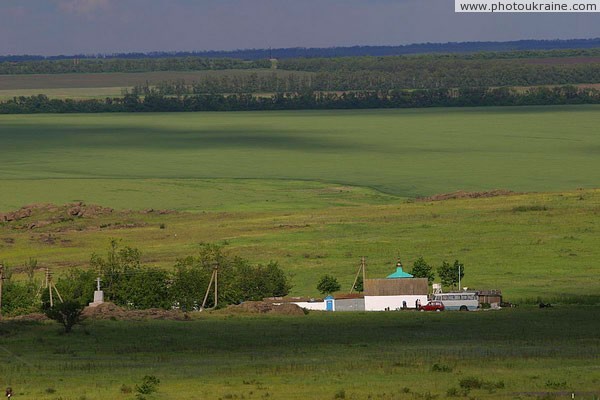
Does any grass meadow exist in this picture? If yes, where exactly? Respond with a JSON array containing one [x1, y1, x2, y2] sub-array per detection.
[[1, 106, 599, 199], [0, 106, 599, 300], [1, 307, 599, 400], [0, 106, 599, 400], [0, 188, 598, 301]]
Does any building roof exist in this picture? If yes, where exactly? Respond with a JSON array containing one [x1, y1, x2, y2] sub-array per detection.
[[386, 267, 414, 279]]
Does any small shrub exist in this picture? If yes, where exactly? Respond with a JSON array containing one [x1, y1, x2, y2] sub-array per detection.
[[135, 375, 160, 399], [334, 389, 346, 399], [401, 387, 410, 393], [120, 385, 133, 394], [459, 377, 482, 389], [431, 363, 453, 372], [159, 223, 166, 229], [545, 380, 568, 389], [45, 387, 56, 394]]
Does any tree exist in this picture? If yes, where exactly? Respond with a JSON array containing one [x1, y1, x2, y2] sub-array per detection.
[[352, 276, 364, 293], [437, 260, 465, 289], [45, 300, 84, 333], [411, 256, 435, 285], [317, 275, 341, 295]]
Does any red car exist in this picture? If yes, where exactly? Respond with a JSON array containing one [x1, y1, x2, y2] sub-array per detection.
[[419, 301, 445, 312]]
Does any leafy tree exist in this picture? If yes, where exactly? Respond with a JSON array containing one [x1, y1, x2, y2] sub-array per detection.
[[54, 268, 96, 307], [170, 244, 292, 308], [352, 276, 364, 293], [437, 260, 465, 289], [90, 240, 170, 309], [44, 300, 84, 333], [411, 256, 435, 285], [0, 265, 38, 316], [317, 274, 341, 295]]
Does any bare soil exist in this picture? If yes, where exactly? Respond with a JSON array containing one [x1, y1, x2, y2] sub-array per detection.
[[81, 302, 189, 321], [224, 301, 306, 316]]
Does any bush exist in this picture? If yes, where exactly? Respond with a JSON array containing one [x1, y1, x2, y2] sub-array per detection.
[[45, 300, 84, 333], [317, 274, 341, 295], [135, 375, 160, 399], [431, 363, 453, 372]]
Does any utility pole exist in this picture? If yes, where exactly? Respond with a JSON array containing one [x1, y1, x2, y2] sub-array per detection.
[[350, 257, 366, 294], [200, 263, 219, 311], [0, 263, 4, 318], [45, 268, 63, 307], [458, 264, 461, 291]]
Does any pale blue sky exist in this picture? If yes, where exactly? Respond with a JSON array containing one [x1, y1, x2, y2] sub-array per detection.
[[1, 0, 599, 55]]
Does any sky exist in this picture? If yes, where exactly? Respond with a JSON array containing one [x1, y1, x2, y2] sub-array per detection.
[[0, 0, 599, 56]]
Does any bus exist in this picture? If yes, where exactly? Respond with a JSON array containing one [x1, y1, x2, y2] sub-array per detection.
[[432, 291, 479, 311]]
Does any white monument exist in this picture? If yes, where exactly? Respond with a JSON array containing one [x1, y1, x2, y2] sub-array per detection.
[[88, 277, 104, 307]]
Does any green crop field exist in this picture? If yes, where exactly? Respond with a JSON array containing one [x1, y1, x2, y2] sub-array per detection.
[[1, 106, 599, 300], [1, 307, 599, 400]]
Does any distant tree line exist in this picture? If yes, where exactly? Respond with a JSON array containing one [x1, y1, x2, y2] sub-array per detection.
[[128, 56, 600, 93], [1, 38, 599, 62], [0, 242, 292, 317], [0, 57, 268, 75], [276, 58, 600, 89], [1, 86, 598, 114]]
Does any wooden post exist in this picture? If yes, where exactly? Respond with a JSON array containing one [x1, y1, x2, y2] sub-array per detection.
[[362, 256, 366, 283], [350, 257, 366, 294], [0, 264, 4, 318], [47, 269, 53, 307], [214, 263, 218, 309]]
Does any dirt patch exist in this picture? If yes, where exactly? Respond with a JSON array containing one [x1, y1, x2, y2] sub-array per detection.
[[10, 313, 49, 322], [418, 189, 517, 202], [0, 202, 165, 232], [225, 301, 306, 316], [81, 302, 189, 321], [0, 202, 112, 224]]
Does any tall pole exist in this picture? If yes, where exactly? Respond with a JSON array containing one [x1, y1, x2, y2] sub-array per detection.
[[214, 264, 218, 309], [458, 265, 461, 291], [362, 256, 366, 282], [47, 269, 54, 307], [0, 264, 4, 318]]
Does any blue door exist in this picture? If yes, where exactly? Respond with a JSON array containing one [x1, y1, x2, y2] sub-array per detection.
[[326, 300, 333, 311], [325, 296, 334, 311]]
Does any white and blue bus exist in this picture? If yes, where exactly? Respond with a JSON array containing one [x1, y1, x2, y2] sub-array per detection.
[[432, 292, 479, 311]]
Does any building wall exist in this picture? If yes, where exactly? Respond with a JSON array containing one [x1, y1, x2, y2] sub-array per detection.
[[290, 301, 327, 311], [335, 298, 365, 312], [364, 295, 428, 311], [364, 278, 428, 296]]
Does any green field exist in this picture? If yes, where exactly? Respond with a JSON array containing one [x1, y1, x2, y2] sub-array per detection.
[[1, 106, 599, 200], [1, 308, 599, 399], [1, 106, 599, 300]]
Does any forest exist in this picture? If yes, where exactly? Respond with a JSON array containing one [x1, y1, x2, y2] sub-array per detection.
[[1, 37, 599, 62], [1, 86, 598, 114]]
